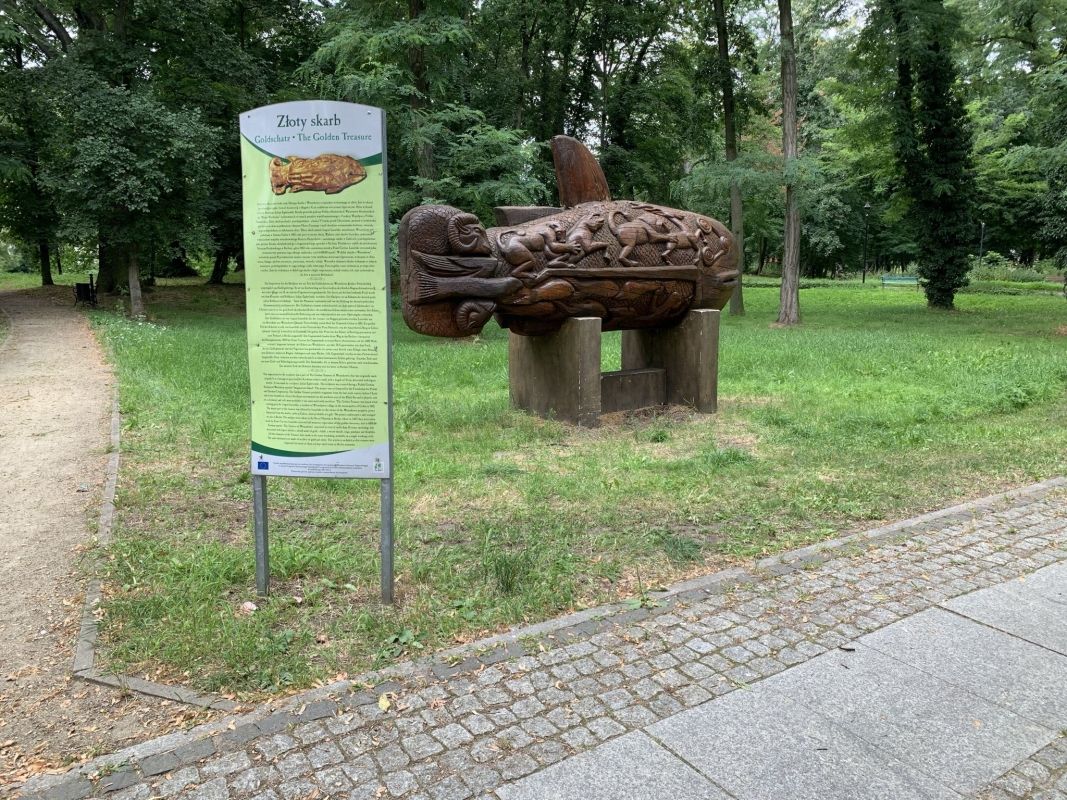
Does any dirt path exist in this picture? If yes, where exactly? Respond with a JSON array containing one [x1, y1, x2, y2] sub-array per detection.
[[0, 288, 210, 787]]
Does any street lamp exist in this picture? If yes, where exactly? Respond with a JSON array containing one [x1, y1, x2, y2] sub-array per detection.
[[977, 220, 986, 273], [862, 201, 871, 284]]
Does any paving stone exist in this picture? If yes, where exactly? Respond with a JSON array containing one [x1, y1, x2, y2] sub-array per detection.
[[37, 777, 92, 800], [496, 732, 729, 800], [188, 778, 231, 800], [498, 754, 538, 780], [861, 608, 1067, 730], [97, 771, 139, 793], [203, 751, 252, 777], [586, 716, 625, 741], [428, 775, 472, 800], [291, 722, 328, 745], [528, 738, 568, 766], [230, 766, 277, 796], [154, 767, 201, 797], [276, 778, 316, 800], [340, 755, 377, 786], [308, 741, 344, 769], [762, 644, 1056, 794], [946, 572, 1067, 657], [460, 713, 495, 735], [650, 687, 961, 800], [384, 770, 417, 797], [110, 785, 150, 800], [253, 734, 298, 761], [375, 743, 411, 772], [139, 752, 181, 778], [402, 734, 445, 760], [520, 716, 558, 739], [275, 752, 312, 780]]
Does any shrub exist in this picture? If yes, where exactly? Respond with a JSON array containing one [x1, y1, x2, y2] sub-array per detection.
[[968, 252, 1044, 283]]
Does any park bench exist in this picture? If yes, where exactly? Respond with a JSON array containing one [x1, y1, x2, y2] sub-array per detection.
[[73, 274, 97, 307], [881, 274, 919, 290]]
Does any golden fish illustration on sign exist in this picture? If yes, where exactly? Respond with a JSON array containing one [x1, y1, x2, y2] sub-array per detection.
[[269, 154, 367, 195]]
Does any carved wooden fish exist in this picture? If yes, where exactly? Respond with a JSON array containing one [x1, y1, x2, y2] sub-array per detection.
[[399, 137, 737, 337], [269, 154, 367, 195]]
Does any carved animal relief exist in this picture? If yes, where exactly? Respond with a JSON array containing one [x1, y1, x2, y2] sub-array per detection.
[[269, 154, 367, 195], [399, 137, 737, 337]]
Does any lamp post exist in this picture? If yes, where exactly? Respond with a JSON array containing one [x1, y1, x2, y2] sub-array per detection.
[[977, 220, 986, 273], [862, 201, 871, 284]]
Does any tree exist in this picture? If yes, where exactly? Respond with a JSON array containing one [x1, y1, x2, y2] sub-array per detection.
[[40, 66, 217, 316], [776, 0, 801, 325], [881, 0, 976, 308], [714, 0, 744, 314], [308, 0, 549, 222]]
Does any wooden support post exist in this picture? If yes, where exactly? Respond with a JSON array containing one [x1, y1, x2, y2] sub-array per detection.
[[621, 309, 720, 413], [508, 317, 602, 427]]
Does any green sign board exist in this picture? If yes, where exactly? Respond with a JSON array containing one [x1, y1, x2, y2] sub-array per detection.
[[240, 101, 391, 480]]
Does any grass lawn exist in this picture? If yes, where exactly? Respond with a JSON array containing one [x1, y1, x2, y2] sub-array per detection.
[[77, 277, 1067, 696]]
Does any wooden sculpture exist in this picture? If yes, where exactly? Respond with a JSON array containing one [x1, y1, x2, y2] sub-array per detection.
[[399, 136, 738, 337]]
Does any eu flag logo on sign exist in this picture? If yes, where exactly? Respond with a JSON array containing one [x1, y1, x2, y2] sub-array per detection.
[[257, 461, 269, 470]]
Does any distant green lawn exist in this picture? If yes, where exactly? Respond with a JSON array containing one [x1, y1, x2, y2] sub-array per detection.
[[82, 277, 1066, 695]]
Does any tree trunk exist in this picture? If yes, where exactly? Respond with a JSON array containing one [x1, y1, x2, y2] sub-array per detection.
[[208, 247, 229, 284], [127, 246, 145, 318], [38, 239, 53, 285], [54, 245, 62, 275], [758, 236, 768, 274], [776, 0, 801, 326], [408, 0, 436, 180], [97, 238, 128, 293], [714, 0, 745, 316]]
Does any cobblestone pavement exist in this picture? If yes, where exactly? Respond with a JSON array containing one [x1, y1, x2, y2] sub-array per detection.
[[978, 738, 1067, 800], [17, 479, 1067, 800]]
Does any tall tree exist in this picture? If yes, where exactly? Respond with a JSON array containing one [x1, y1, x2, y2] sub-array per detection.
[[777, 0, 801, 325], [882, 0, 975, 308], [714, 0, 744, 315]]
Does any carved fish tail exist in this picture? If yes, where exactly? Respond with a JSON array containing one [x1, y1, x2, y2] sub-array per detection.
[[412, 271, 441, 305]]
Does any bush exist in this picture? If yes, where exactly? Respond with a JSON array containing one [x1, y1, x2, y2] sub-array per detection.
[[968, 252, 1044, 283]]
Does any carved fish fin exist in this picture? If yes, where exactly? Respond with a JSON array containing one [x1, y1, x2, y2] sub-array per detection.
[[551, 136, 612, 208], [412, 271, 441, 305], [414, 252, 500, 278]]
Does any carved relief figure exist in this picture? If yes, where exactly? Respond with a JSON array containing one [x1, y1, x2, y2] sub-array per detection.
[[550, 212, 609, 267], [498, 221, 575, 278]]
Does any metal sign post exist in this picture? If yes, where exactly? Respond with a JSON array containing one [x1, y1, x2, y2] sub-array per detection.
[[253, 474, 270, 596], [240, 101, 394, 604]]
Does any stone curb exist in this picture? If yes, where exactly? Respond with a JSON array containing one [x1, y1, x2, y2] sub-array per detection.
[[20, 476, 1066, 798], [68, 370, 239, 713]]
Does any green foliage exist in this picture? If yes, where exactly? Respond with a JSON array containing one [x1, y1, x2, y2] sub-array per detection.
[[876, 0, 977, 308], [968, 252, 1045, 283], [40, 67, 218, 253]]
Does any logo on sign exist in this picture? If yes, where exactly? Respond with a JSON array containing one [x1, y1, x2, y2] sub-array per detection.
[[257, 461, 269, 470], [373, 458, 383, 473]]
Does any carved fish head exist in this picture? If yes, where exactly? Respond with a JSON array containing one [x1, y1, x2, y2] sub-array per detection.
[[333, 156, 367, 188]]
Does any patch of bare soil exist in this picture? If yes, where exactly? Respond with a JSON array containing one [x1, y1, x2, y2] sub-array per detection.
[[0, 288, 217, 788]]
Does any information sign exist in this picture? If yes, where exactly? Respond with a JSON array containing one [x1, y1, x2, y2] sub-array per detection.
[[240, 101, 391, 479], [239, 101, 394, 601]]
